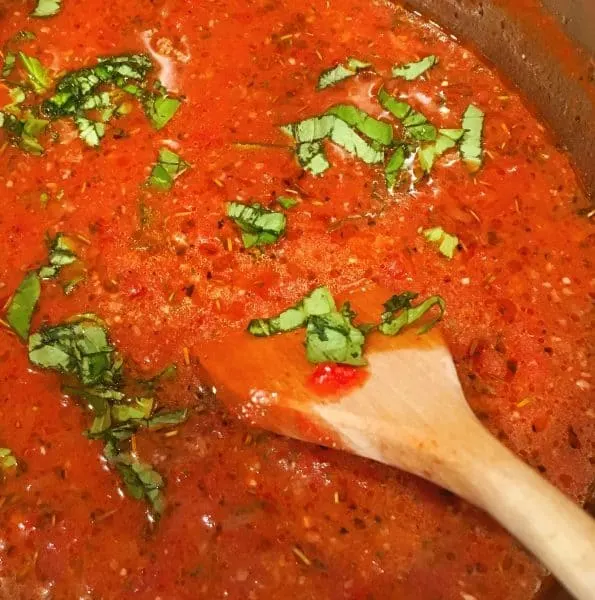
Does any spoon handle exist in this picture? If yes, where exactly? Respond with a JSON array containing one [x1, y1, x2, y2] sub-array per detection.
[[445, 419, 595, 600]]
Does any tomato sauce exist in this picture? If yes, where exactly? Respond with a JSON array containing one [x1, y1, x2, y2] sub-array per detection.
[[0, 0, 593, 598]]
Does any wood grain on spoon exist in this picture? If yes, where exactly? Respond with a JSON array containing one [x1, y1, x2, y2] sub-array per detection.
[[200, 285, 595, 600]]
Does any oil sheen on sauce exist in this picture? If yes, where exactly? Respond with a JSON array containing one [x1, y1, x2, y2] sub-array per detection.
[[0, 0, 593, 599]]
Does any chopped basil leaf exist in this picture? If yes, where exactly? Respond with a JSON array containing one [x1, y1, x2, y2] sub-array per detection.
[[136, 363, 178, 388], [112, 397, 154, 423], [2, 52, 16, 78], [32, 0, 62, 17], [227, 201, 286, 248], [378, 87, 437, 141], [379, 292, 445, 336], [423, 226, 459, 259], [385, 145, 407, 190], [392, 55, 437, 81], [283, 113, 384, 162], [28, 317, 123, 387], [39, 233, 78, 279], [305, 304, 366, 366], [148, 148, 189, 190], [248, 286, 336, 336], [460, 104, 485, 172], [39, 54, 178, 147], [20, 115, 49, 154], [296, 141, 330, 175], [6, 271, 41, 339], [144, 94, 181, 130], [146, 408, 188, 430], [277, 196, 299, 210], [75, 116, 105, 147], [112, 453, 165, 515], [18, 52, 51, 94], [43, 54, 152, 118], [326, 104, 393, 146], [317, 57, 371, 90], [81, 91, 111, 111], [281, 115, 336, 143], [7, 86, 26, 109], [329, 119, 384, 164], [418, 128, 464, 172], [0, 448, 17, 470]]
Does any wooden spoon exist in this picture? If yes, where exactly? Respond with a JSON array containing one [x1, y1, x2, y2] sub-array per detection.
[[200, 285, 595, 600]]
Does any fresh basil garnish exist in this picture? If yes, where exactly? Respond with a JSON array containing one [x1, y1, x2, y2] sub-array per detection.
[[29, 318, 123, 386], [38, 233, 78, 279], [144, 94, 181, 130], [32, 0, 62, 17], [392, 55, 437, 81], [378, 87, 437, 141], [460, 104, 485, 172], [385, 145, 408, 191], [282, 111, 385, 172], [418, 128, 464, 173], [113, 453, 165, 515], [1, 52, 16, 78], [379, 292, 445, 336], [326, 104, 393, 146], [248, 287, 446, 367], [148, 148, 189, 190], [227, 201, 286, 248], [6, 271, 41, 339], [0, 448, 17, 470], [318, 57, 371, 90], [277, 196, 299, 210], [296, 141, 330, 175], [423, 226, 459, 259], [19, 52, 51, 94], [305, 303, 366, 366], [248, 286, 336, 336]]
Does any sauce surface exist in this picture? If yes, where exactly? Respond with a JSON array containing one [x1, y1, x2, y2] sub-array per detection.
[[0, 0, 593, 599]]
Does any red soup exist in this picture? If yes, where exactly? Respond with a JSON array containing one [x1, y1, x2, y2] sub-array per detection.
[[0, 0, 593, 598]]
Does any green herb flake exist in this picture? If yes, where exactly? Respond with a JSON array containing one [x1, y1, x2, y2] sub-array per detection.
[[460, 104, 485, 172], [227, 201, 286, 248], [378, 87, 437, 142], [32, 0, 62, 17], [6, 271, 41, 339], [423, 226, 459, 259], [277, 196, 299, 210], [305, 303, 366, 366], [38, 233, 78, 279], [112, 453, 165, 515], [326, 104, 393, 146], [329, 119, 384, 164], [2, 52, 16, 78], [146, 408, 188, 430], [0, 448, 17, 470], [317, 57, 371, 90], [43, 54, 152, 118], [75, 116, 105, 147], [385, 145, 407, 191], [296, 141, 330, 175], [148, 148, 189, 190], [18, 52, 51, 94], [281, 115, 336, 143], [418, 128, 464, 173], [248, 286, 336, 337], [28, 317, 122, 387], [392, 55, 438, 81], [144, 94, 181, 130], [379, 292, 445, 336], [112, 397, 154, 423]]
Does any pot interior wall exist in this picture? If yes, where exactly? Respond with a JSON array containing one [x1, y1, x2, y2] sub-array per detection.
[[403, 0, 595, 199]]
